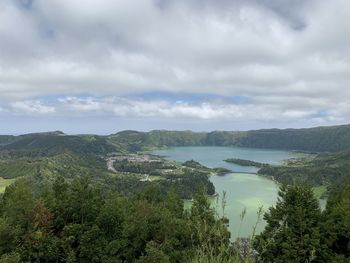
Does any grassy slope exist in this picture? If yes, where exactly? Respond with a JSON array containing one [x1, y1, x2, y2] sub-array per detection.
[[0, 177, 16, 193], [313, 185, 327, 199]]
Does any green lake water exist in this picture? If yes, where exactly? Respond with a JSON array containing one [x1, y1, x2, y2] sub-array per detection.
[[152, 146, 306, 239]]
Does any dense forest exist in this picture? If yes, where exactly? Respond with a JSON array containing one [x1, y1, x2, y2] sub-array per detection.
[[0, 177, 230, 262], [0, 176, 349, 262]]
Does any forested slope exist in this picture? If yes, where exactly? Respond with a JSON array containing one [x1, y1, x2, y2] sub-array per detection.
[[258, 149, 350, 190], [234, 124, 350, 152], [0, 176, 348, 262], [3, 124, 350, 155], [108, 124, 350, 152], [0, 132, 215, 199], [1, 132, 119, 156], [0, 135, 16, 146]]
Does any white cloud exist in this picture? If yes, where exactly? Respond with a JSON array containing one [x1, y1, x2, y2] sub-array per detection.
[[58, 97, 101, 111], [10, 100, 55, 114], [2, 96, 333, 122], [0, 0, 350, 129]]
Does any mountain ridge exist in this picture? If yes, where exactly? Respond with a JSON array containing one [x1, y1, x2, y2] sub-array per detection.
[[2, 123, 350, 153]]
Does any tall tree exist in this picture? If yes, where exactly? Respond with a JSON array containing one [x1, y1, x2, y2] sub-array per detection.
[[319, 181, 350, 262], [1, 179, 35, 233], [254, 184, 322, 263]]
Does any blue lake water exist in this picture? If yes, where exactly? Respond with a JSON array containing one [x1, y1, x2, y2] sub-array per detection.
[[152, 146, 306, 239]]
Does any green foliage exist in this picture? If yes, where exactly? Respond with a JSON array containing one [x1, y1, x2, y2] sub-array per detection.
[[258, 149, 350, 190], [0, 133, 118, 156], [0, 136, 16, 146], [0, 160, 39, 179], [0, 151, 108, 183], [0, 133, 216, 200], [0, 178, 15, 194], [0, 177, 234, 262], [0, 252, 21, 263], [0, 219, 18, 256], [136, 241, 170, 263], [235, 124, 350, 152], [112, 159, 174, 175], [254, 184, 322, 262], [107, 157, 216, 199], [190, 189, 246, 263], [1, 179, 35, 231], [318, 182, 350, 261], [0, 172, 349, 262]]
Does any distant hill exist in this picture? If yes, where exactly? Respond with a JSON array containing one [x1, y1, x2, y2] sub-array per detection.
[[107, 130, 208, 151], [2, 124, 350, 156], [0, 151, 107, 181], [0, 132, 125, 182], [0, 135, 16, 146], [234, 124, 350, 152], [107, 124, 350, 152], [0, 132, 121, 156]]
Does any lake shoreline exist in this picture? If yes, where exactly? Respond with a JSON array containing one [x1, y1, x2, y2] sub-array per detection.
[[151, 146, 303, 238]]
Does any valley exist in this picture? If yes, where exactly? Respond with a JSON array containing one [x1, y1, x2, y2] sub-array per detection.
[[0, 124, 350, 261]]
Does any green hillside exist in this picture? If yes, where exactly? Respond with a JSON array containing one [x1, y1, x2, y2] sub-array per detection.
[[0, 132, 215, 199], [258, 149, 350, 192], [1, 133, 119, 156], [0, 151, 108, 181], [107, 130, 208, 151], [0, 135, 16, 146], [0, 132, 120, 193], [106, 125, 350, 197], [234, 124, 350, 152], [107, 124, 350, 152]]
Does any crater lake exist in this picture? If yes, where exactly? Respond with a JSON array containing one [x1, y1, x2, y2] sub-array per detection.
[[152, 146, 306, 239]]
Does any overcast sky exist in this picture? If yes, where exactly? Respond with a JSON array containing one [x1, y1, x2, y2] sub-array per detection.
[[1, 0, 350, 134]]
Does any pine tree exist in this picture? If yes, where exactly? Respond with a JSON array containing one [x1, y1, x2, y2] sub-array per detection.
[[319, 182, 350, 261], [254, 184, 322, 262]]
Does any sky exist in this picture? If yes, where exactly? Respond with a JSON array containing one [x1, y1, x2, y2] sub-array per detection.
[[1, 0, 350, 134]]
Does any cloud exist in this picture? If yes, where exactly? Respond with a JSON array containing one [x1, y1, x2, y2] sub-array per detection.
[[10, 100, 55, 114], [1, 96, 341, 124], [57, 97, 101, 111], [0, 0, 349, 130]]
